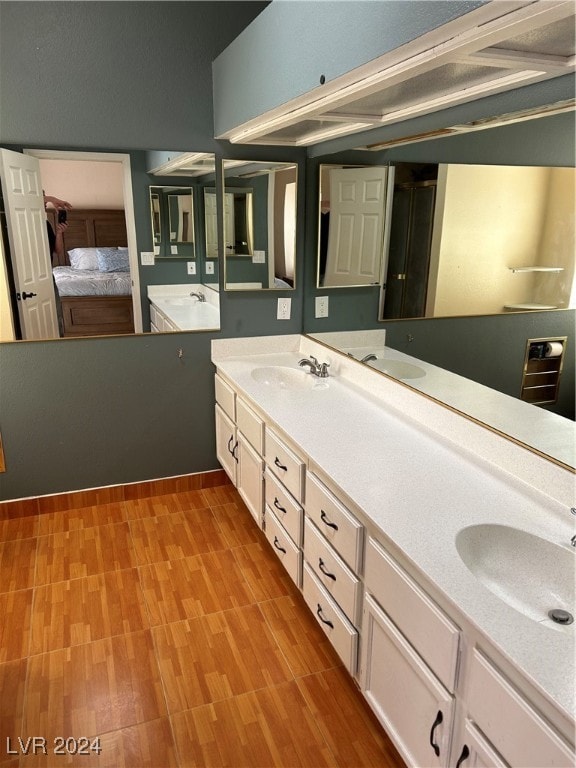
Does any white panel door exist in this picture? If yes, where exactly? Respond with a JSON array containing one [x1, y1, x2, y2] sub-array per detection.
[[204, 191, 218, 258], [0, 148, 59, 339], [324, 166, 389, 287]]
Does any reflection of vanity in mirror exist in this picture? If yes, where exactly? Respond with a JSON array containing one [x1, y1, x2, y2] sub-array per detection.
[[221, 159, 297, 290], [310, 160, 575, 470], [148, 186, 195, 258]]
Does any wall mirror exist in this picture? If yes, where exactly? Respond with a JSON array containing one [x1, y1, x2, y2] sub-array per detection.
[[318, 164, 392, 288], [379, 163, 575, 320], [222, 159, 297, 290], [0, 146, 219, 342], [309, 155, 575, 471], [148, 186, 195, 258]]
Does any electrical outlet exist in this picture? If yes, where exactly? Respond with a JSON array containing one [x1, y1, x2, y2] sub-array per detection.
[[187, 261, 196, 275], [140, 252, 155, 265], [315, 295, 329, 318], [277, 297, 291, 320], [205, 262, 214, 275], [171, 245, 178, 255]]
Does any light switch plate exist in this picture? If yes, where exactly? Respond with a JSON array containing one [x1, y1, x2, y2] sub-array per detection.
[[153, 246, 160, 255], [205, 262, 214, 274], [315, 296, 329, 318], [187, 261, 196, 275], [140, 252, 155, 266], [171, 245, 178, 255], [277, 297, 291, 320], [253, 250, 266, 263]]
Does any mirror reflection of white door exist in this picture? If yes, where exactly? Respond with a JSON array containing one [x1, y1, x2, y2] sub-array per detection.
[[224, 192, 235, 254], [204, 191, 218, 258], [324, 166, 389, 287], [0, 148, 59, 339]]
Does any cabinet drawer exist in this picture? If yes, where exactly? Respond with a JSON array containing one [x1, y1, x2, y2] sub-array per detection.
[[304, 517, 361, 626], [265, 428, 305, 503], [302, 562, 358, 675], [264, 505, 302, 588], [265, 469, 303, 547], [215, 374, 236, 420], [237, 397, 264, 454], [305, 473, 363, 572], [365, 538, 460, 693], [467, 649, 573, 768]]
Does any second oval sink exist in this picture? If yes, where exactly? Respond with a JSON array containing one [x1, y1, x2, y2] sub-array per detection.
[[251, 366, 316, 390], [456, 524, 575, 627]]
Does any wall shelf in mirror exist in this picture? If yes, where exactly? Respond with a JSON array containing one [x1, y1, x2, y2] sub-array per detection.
[[509, 266, 564, 273]]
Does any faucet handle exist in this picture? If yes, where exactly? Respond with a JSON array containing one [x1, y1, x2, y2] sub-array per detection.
[[318, 362, 330, 378], [310, 355, 319, 366]]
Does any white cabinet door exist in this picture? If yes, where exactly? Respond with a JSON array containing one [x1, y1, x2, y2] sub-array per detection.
[[215, 404, 237, 485], [362, 593, 455, 768], [237, 433, 264, 527], [452, 721, 509, 768]]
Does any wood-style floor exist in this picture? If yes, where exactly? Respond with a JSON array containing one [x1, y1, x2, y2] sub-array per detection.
[[0, 484, 406, 768]]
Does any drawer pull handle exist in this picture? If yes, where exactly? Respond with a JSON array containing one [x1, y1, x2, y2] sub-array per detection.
[[316, 604, 334, 629], [429, 710, 443, 757], [274, 457, 288, 471], [232, 441, 238, 462], [320, 510, 338, 531], [227, 435, 234, 453], [273, 497, 287, 514], [318, 558, 336, 581], [455, 745, 470, 768], [273, 536, 286, 554]]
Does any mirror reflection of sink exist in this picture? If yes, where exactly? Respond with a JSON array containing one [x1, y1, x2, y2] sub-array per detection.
[[163, 297, 194, 306], [368, 358, 426, 379], [251, 366, 317, 390], [456, 524, 575, 627]]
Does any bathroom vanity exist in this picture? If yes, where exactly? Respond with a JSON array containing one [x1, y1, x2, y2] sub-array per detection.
[[148, 284, 220, 332], [212, 334, 575, 768]]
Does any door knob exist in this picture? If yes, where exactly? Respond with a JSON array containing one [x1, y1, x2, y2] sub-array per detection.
[[21, 291, 37, 300]]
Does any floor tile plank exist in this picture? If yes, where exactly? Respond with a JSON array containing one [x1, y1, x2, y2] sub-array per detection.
[[30, 569, 149, 655], [171, 680, 336, 767], [139, 550, 255, 626], [24, 632, 166, 742], [35, 523, 135, 586], [153, 606, 293, 714], [0, 538, 37, 593], [130, 510, 227, 566], [0, 659, 27, 763], [0, 589, 33, 662]]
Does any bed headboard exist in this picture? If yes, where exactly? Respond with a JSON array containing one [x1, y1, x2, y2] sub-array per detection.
[[47, 208, 128, 266]]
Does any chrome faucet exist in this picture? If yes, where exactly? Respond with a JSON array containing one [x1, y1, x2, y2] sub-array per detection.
[[360, 354, 377, 363], [190, 291, 206, 302], [299, 355, 330, 378]]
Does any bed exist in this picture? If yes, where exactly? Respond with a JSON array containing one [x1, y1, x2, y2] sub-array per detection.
[[48, 208, 135, 337]]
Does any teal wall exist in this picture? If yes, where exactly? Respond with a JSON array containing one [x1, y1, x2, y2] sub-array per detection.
[[0, 1, 573, 501]]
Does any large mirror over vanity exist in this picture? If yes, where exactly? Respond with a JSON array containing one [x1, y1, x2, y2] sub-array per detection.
[[308, 145, 575, 472], [222, 159, 297, 290]]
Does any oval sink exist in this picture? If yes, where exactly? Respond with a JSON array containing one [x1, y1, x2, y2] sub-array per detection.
[[251, 366, 316, 390], [369, 359, 426, 379], [456, 524, 575, 626]]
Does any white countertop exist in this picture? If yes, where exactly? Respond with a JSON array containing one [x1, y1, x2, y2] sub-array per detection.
[[148, 284, 220, 331], [212, 336, 575, 724]]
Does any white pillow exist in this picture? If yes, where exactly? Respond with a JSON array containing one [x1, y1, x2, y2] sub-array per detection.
[[67, 247, 101, 271]]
